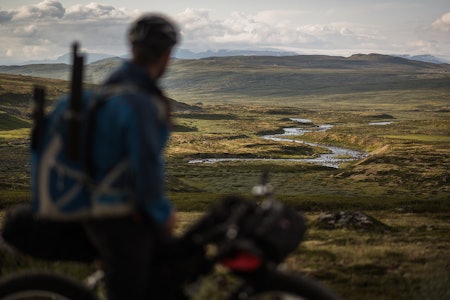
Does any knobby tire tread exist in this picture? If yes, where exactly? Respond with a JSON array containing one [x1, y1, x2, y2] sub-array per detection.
[[0, 271, 98, 300]]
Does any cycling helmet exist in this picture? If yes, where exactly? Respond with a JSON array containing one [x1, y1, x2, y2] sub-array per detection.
[[128, 13, 178, 64]]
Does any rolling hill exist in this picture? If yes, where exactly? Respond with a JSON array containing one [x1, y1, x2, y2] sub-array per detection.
[[1, 53, 450, 107], [163, 54, 450, 99], [0, 72, 199, 129]]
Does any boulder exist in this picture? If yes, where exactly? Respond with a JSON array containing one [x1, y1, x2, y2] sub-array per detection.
[[313, 211, 391, 232]]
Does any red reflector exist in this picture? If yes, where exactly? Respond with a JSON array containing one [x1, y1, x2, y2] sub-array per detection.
[[221, 252, 262, 271]]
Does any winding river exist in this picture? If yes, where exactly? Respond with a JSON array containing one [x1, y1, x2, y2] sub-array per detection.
[[189, 118, 368, 168]]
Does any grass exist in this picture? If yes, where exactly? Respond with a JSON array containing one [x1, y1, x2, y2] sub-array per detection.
[[1, 210, 448, 300], [0, 112, 31, 131], [171, 210, 450, 300], [381, 134, 450, 142], [161, 105, 450, 299], [0, 128, 30, 139], [293, 212, 450, 300], [0, 65, 449, 299]]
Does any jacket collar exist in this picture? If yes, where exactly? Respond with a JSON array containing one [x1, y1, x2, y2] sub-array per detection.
[[103, 61, 163, 96]]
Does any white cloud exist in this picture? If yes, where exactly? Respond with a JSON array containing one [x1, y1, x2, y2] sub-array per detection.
[[13, 0, 65, 20], [66, 3, 134, 20], [177, 8, 384, 53], [252, 9, 306, 25], [23, 45, 49, 57], [432, 12, 450, 31], [5, 49, 14, 57], [0, 1, 449, 64], [0, 1, 138, 63], [10, 24, 40, 40]]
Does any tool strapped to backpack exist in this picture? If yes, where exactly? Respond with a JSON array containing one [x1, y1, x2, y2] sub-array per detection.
[[66, 42, 84, 162], [30, 43, 138, 220]]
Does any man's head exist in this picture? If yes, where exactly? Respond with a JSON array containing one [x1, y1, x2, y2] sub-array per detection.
[[128, 13, 179, 76]]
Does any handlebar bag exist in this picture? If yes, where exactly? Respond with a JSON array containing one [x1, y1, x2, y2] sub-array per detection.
[[203, 196, 307, 263], [242, 201, 306, 263]]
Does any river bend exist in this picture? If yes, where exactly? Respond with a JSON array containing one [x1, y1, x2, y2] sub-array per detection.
[[189, 118, 368, 168]]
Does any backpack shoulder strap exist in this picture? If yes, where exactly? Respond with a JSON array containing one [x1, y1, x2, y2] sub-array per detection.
[[83, 83, 142, 179]]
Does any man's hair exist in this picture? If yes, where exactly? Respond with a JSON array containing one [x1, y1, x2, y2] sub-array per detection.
[[128, 13, 179, 65]]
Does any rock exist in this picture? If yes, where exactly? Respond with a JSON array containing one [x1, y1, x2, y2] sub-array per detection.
[[313, 211, 391, 232]]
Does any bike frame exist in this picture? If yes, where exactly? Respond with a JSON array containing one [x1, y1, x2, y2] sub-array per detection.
[[0, 172, 342, 300]]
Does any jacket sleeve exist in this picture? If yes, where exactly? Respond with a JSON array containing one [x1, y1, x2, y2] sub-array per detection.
[[127, 94, 172, 225]]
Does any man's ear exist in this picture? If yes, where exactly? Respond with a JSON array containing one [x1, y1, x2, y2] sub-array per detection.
[[155, 48, 172, 79], [161, 49, 171, 67]]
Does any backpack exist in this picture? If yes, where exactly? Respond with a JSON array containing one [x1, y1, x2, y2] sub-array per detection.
[[30, 43, 134, 220]]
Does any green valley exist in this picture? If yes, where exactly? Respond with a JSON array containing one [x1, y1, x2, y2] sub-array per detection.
[[1, 54, 449, 299]]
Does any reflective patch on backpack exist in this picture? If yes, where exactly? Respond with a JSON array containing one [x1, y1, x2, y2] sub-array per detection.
[[32, 90, 136, 220], [35, 131, 134, 220], [37, 132, 92, 219]]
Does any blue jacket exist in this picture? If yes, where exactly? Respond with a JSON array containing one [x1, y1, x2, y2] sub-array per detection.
[[88, 61, 172, 224], [32, 61, 172, 224]]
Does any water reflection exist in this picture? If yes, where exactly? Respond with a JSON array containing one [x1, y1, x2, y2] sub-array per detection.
[[189, 118, 368, 168]]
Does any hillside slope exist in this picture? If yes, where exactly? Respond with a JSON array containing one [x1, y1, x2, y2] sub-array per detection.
[[1, 54, 450, 106], [0, 72, 199, 130], [163, 54, 450, 99]]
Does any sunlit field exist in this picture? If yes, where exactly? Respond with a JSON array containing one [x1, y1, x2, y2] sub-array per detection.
[[1, 58, 449, 299]]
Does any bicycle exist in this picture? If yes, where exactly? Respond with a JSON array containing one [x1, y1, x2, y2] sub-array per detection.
[[0, 173, 341, 300]]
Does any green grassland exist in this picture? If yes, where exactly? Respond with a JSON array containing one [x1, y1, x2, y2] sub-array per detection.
[[1, 55, 450, 299]]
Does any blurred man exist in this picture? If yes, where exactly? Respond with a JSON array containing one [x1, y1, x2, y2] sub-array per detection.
[[81, 13, 179, 299]]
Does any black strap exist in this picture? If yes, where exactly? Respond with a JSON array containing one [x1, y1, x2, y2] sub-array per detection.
[[31, 86, 46, 151]]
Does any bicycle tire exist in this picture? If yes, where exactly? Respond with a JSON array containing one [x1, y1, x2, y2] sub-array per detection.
[[0, 271, 98, 300], [232, 269, 342, 300]]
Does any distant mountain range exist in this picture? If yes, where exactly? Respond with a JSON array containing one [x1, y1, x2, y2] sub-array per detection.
[[21, 49, 299, 65], [393, 54, 449, 65], [2, 53, 450, 88], [16, 49, 450, 66], [26, 53, 122, 65], [173, 48, 299, 59]]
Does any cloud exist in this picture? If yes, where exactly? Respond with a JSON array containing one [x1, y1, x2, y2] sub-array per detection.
[[1, 2, 449, 64], [13, 0, 65, 20], [66, 3, 133, 20], [5, 49, 14, 57], [432, 12, 450, 31], [23, 45, 50, 57], [0, 1, 137, 63], [0, 10, 14, 23], [0, 3, 387, 63], [176, 8, 382, 53]]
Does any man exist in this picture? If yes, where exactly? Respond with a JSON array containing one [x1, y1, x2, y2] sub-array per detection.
[[81, 13, 179, 299], [0, 12, 179, 300]]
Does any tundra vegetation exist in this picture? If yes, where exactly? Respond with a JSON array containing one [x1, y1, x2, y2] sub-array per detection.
[[0, 54, 449, 299]]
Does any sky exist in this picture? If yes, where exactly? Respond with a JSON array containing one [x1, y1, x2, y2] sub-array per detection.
[[1, 0, 450, 64]]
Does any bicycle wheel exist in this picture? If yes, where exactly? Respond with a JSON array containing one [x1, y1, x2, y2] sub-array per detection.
[[231, 269, 342, 300], [0, 271, 98, 300]]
